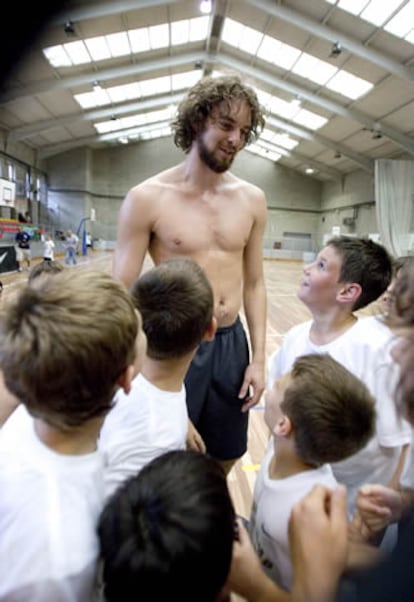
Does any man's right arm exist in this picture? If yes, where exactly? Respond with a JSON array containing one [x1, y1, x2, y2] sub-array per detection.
[[112, 186, 154, 288]]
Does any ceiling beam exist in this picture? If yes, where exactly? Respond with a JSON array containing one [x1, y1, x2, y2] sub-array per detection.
[[51, 0, 181, 26], [4, 47, 413, 156], [249, 0, 414, 81], [221, 55, 414, 156], [0, 52, 205, 104], [8, 92, 186, 141]]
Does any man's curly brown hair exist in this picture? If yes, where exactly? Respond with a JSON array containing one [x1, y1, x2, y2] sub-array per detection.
[[172, 74, 265, 152]]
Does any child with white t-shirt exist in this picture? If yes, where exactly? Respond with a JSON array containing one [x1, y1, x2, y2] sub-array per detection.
[[250, 353, 376, 591], [99, 257, 216, 500], [43, 233, 55, 260], [267, 235, 411, 514], [0, 268, 146, 601]]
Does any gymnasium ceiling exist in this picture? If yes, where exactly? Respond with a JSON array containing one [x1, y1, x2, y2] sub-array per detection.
[[1, 0, 414, 182]]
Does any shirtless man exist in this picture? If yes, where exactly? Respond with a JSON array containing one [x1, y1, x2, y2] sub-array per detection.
[[113, 74, 267, 474]]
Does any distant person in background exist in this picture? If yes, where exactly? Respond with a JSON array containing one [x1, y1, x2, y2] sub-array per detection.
[[24, 211, 32, 223], [43, 233, 55, 261], [86, 232, 93, 248], [15, 225, 31, 272], [64, 229, 79, 265]]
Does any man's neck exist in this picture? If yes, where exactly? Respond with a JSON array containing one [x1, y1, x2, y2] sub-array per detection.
[[34, 416, 104, 455], [182, 149, 226, 190]]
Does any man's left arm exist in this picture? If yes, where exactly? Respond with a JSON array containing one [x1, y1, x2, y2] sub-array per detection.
[[239, 189, 267, 411]]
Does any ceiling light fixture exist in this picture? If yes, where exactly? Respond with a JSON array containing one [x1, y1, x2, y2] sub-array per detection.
[[200, 0, 212, 14], [330, 41, 342, 58], [64, 20, 75, 34]]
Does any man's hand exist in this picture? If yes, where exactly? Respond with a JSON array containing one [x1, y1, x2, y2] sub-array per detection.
[[238, 361, 265, 412]]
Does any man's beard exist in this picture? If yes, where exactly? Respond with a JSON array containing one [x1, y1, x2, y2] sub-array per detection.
[[196, 137, 235, 173]]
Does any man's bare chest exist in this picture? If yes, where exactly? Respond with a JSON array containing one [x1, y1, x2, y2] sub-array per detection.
[[151, 194, 253, 254]]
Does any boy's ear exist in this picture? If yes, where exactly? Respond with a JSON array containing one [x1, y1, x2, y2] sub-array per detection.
[[337, 282, 362, 305], [273, 415, 292, 438], [203, 316, 217, 342], [116, 364, 135, 395]]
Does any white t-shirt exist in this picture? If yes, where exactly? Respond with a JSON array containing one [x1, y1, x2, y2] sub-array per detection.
[[267, 316, 412, 513], [43, 239, 55, 259], [99, 373, 188, 500], [0, 405, 104, 602], [250, 440, 338, 591]]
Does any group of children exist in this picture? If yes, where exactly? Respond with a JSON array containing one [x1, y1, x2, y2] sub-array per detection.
[[0, 235, 413, 601]]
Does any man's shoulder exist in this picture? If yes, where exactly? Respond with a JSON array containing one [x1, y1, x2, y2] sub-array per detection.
[[227, 171, 266, 198]]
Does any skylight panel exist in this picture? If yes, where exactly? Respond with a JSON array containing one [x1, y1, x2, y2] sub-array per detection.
[[335, 0, 370, 16], [95, 121, 116, 134], [238, 25, 263, 54], [149, 23, 169, 49], [360, 0, 403, 27], [292, 53, 338, 86], [221, 18, 244, 46], [189, 16, 210, 41], [326, 70, 373, 99], [384, 1, 414, 39], [106, 32, 131, 57], [64, 40, 91, 65], [74, 89, 111, 109], [272, 132, 299, 150], [128, 27, 151, 53], [171, 19, 190, 45], [257, 36, 301, 70], [260, 129, 298, 150], [246, 144, 281, 162], [107, 82, 141, 103], [295, 109, 328, 130], [406, 28, 414, 43], [43, 45, 72, 67], [85, 37, 111, 61], [256, 138, 290, 157], [221, 18, 262, 53], [171, 71, 201, 90], [139, 75, 171, 97], [140, 125, 172, 140]]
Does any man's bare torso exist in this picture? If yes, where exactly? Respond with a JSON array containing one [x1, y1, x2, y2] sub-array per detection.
[[142, 166, 259, 327]]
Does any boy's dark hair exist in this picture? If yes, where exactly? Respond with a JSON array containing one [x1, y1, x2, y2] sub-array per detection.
[[327, 235, 392, 311], [172, 74, 265, 152], [131, 257, 213, 360], [28, 260, 64, 282], [281, 354, 375, 465], [0, 269, 138, 429], [98, 449, 235, 602]]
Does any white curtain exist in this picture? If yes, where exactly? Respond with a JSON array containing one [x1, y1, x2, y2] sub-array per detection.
[[375, 159, 414, 257]]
